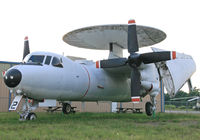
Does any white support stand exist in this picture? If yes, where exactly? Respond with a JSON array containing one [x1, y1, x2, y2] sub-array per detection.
[[111, 102, 117, 112]]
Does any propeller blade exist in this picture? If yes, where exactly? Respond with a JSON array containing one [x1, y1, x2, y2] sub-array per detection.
[[128, 19, 139, 54], [100, 58, 127, 68], [128, 51, 176, 66], [131, 67, 141, 97], [140, 51, 176, 64], [23, 36, 30, 60]]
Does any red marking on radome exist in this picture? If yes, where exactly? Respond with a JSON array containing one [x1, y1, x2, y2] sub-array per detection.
[[24, 36, 28, 41], [96, 61, 100, 68], [128, 19, 136, 24], [172, 51, 176, 59]]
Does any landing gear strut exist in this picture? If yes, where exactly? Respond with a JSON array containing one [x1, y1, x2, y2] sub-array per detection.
[[19, 98, 38, 121]]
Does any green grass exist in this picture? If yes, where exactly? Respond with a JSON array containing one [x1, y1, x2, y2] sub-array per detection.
[[165, 105, 194, 111], [0, 112, 200, 140]]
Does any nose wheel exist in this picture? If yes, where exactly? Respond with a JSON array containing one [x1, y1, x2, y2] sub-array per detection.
[[18, 98, 38, 121], [27, 112, 37, 120], [19, 112, 37, 120]]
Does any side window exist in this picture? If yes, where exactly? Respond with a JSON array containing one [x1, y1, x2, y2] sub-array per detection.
[[45, 56, 52, 65], [28, 55, 45, 64], [52, 57, 63, 68]]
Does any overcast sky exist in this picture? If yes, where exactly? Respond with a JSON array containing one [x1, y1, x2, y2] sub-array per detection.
[[0, 0, 199, 90]]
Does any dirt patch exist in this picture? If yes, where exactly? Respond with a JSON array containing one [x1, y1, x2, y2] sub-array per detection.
[[180, 120, 199, 126]]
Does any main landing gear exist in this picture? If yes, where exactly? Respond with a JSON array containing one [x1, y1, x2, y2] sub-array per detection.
[[19, 98, 38, 121], [145, 102, 153, 116], [62, 103, 76, 114], [145, 96, 157, 117]]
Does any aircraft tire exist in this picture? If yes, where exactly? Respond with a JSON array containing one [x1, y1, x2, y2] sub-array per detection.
[[26, 112, 37, 120], [62, 103, 71, 114], [145, 102, 153, 116]]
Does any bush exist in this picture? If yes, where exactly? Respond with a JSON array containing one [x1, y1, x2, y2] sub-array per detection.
[[165, 105, 176, 110], [178, 106, 186, 109]]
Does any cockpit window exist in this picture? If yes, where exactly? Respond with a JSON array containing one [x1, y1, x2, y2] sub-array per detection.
[[28, 55, 45, 64], [45, 56, 52, 65], [52, 57, 63, 68]]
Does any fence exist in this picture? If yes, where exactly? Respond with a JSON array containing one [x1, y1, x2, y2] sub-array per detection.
[[0, 97, 9, 112], [165, 101, 200, 114]]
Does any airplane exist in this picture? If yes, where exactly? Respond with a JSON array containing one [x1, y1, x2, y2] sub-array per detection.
[[2, 19, 196, 120], [188, 97, 200, 110], [171, 95, 200, 110]]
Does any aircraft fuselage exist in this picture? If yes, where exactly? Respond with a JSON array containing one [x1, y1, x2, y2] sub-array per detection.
[[5, 52, 131, 102]]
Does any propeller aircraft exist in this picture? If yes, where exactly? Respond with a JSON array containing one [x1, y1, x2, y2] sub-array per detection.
[[2, 20, 196, 120]]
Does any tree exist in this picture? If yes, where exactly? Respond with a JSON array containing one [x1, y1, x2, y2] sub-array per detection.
[[175, 90, 188, 98], [164, 94, 170, 101], [189, 87, 200, 97]]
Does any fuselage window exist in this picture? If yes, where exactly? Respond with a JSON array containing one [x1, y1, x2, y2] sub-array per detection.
[[45, 56, 52, 65], [52, 57, 63, 68], [28, 55, 45, 64]]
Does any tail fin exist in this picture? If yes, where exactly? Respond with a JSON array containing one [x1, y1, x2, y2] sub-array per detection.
[[152, 48, 196, 97]]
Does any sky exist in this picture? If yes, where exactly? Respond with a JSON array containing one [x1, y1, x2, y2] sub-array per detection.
[[0, 0, 199, 90]]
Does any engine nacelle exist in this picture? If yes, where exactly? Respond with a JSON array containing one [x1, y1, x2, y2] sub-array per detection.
[[139, 63, 160, 97]]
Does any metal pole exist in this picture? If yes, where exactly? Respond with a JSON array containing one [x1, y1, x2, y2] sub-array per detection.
[[160, 80, 162, 112], [8, 64, 13, 112], [8, 91, 11, 112]]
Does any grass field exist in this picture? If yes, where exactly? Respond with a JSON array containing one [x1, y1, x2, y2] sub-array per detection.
[[0, 112, 200, 140]]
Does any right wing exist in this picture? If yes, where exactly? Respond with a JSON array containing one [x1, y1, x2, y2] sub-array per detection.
[[152, 48, 196, 97]]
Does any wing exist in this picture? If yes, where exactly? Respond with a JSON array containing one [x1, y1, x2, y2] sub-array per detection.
[[152, 48, 196, 97]]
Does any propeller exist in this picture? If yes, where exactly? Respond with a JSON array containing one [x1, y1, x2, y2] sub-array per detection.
[[99, 19, 177, 97], [128, 20, 138, 53], [23, 36, 30, 60]]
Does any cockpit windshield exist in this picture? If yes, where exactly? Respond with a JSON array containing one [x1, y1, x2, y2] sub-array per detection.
[[28, 55, 45, 64]]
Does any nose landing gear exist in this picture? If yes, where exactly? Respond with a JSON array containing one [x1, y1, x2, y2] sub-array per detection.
[[19, 98, 38, 121]]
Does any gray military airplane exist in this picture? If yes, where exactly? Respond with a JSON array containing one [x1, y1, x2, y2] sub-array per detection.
[[3, 20, 196, 120]]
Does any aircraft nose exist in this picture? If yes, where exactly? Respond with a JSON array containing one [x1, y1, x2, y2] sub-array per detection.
[[4, 69, 22, 88]]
